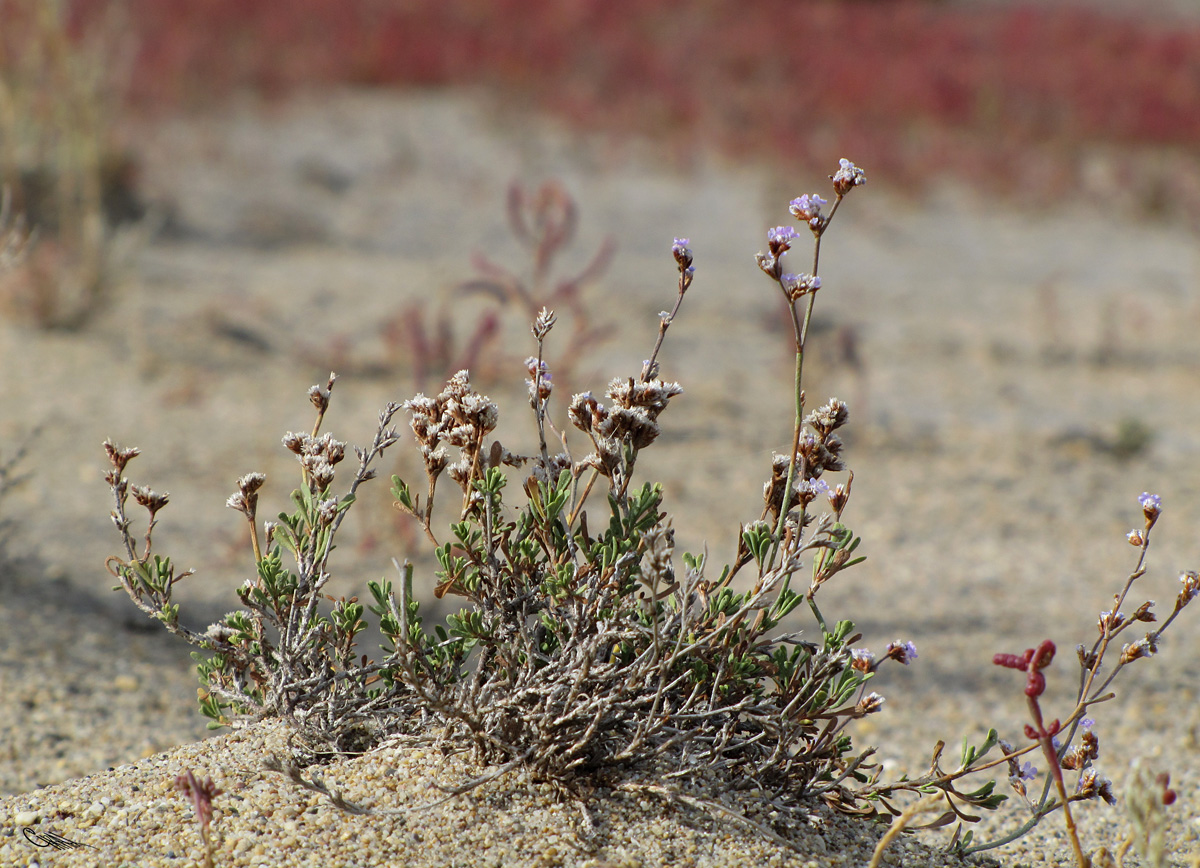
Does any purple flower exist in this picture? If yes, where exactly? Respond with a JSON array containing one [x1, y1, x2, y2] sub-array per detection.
[[1138, 492, 1162, 511], [789, 194, 827, 223], [1018, 761, 1038, 781], [1080, 718, 1095, 731]]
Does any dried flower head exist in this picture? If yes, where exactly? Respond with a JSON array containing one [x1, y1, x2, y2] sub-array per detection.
[[830, 158, 867, 196], [1178, 571, 1200, 610], [850, 648, 876, 673], [532, 306, 557, 340], [1119, 634, 1159, 663], [131, 484, 170, 517], [526, 356, 552, 402], [309, 373, 337, 415], [103, 439, 140, 474], [779, 272, 821, 301], [856, 691, 885, 715], [807, 398, 850, 435], [885, 640, 918, 665], [1076, 768, 1116, 805]]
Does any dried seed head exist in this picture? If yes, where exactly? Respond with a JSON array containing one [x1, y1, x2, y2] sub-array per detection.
[[779, 272, 821, 301], [1076, 643, 1098, 670], [237, 472, 266, 496], [1177, 571, 1200, 609], [316, 498, 338, 527], [807, 398, 850, 435], [830, 158, 867, 197], [103, 439, 140, 473], [607, 407, 661, 450], [884, 640, 918, 665], [525, 357, 552, 402], [568, 392, 602, 433], [1076, 769, 1116, 805], [320, 435, 346, 465], [131, 484, 170, 516], [532, 307, 557, 340], [1127, 529, 1146, 546], [855, 692, 885, 715], [305, 457, 336, 492], [1061, 728, 1100, 770], [1120, 634, 1158, 663], [606, 376, 683, 420], [421, 446, 447, 476], [755, 251, 778, 277], [1098, 609, 1125, 634], [282, 432, 307, 454], [309, 374, 336, 414], [849, 648, 876, 673], [447, 457, 473, 488]]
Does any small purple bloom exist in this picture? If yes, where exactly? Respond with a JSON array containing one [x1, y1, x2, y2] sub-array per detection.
[[1139, 492, 1162, 511], [789, 193, 827, 223], [1080, 718, 1095, 731], [1019, 761, 1038, 780]]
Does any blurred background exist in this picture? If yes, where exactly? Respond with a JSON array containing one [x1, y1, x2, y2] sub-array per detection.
[[2, 0, 1200, 820]]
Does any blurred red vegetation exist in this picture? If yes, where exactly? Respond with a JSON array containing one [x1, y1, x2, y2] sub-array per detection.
[[45, 0, 1200, 209]]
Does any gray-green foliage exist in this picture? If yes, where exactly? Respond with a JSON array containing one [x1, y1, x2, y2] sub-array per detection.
[[103, 164, 909, 843]]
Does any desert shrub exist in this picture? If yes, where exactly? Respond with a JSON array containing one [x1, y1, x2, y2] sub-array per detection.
[[104, 161, 1194, 861]]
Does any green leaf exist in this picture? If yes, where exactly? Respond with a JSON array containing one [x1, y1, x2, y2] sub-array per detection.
[[390, 475, 414, 511]]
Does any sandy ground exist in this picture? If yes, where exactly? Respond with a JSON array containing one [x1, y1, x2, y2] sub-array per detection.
[[1, 88, 1200, 865]]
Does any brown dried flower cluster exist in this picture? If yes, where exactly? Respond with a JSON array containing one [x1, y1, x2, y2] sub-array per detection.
[[762, 397, 849, 522], [568, 377, 682, 484]]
